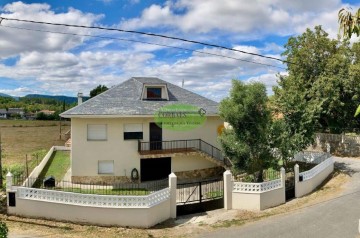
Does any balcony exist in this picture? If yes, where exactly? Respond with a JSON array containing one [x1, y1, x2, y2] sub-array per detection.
[[138, 139, 231, 166]]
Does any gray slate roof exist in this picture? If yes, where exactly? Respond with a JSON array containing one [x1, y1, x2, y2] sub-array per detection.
[[61, 77, 219, 117]]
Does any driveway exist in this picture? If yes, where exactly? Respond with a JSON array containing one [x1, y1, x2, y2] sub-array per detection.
[[198, 157, 360, 238]]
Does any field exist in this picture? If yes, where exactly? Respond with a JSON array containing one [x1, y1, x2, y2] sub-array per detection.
[[0, 120, 70, 167]]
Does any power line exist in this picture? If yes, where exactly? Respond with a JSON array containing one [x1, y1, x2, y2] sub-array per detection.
[[0, 24, 286, 70], [0, 16, 291, 65]]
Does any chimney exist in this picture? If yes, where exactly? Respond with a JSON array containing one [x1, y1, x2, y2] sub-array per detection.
[[77, 92, 83, 105]]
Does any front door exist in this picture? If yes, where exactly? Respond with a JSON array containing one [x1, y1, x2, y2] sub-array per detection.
[[150, 123, 162, 150]]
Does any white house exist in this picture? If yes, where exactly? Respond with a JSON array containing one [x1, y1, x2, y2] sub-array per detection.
[[61, 77, 227, 184]]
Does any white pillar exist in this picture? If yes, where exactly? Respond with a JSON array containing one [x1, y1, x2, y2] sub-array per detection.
[[280, 167, 286, 202], [223, 170, 232, 210], [294, 164, 299, 198], [169, 173, 177, 219], [6, 171, 13, 191]]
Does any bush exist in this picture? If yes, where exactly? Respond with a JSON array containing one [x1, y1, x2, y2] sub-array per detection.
[[0, 221, 8, 238]]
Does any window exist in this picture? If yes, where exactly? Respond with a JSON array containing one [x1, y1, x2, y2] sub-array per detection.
[[146, 87, 162, 99], [98, 160, 114, 174], [124, 123, 143, 140], [87, 124, 107, 141]]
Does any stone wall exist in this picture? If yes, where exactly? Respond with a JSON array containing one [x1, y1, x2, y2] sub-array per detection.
[[174, 166, 224, 182], [71, 176, 132, 184], [311, 133, 360, 157]]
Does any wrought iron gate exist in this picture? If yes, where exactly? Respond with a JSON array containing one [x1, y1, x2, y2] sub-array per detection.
[[176, 178, 224, 216], [285, 170, 295, 200]]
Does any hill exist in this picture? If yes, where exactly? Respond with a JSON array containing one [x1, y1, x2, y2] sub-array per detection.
[[0, 93, 12, 98], [24, 94, 89, 104]]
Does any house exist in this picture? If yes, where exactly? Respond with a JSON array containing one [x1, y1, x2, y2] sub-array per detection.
[[61, 77, 226, 184], [7, 108, 24, 118], [38, 109, 56, 115], [0, 109, 7, 119]]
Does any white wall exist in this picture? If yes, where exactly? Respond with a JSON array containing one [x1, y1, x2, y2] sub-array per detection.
[[8, 192, 170, 228], [71, 116, 224, 178], [295, 160, 334, 198]]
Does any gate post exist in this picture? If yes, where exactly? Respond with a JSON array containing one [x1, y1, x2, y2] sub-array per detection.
[[169, 173, 177, 219], [280, 167, 286, 202], [294, 164, 299, 198], [6, 171, 13, 191], [223, 170, 232, 210]]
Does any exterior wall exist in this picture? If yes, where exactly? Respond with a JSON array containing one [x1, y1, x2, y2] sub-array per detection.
[[27, 146, 70, 187], [311, 133, 360, 157], [71, 116, 224, 180], [231, 185, 285, 211], [7, 189, 171, 228], [174, 167, 224, 181], [171, 153, 218, 172], [228, 169, 286, 211], [295, 158, 334, 198]]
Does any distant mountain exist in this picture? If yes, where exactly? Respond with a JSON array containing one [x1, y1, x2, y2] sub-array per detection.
[[24, 94, 89, 104], [0, 93, 12, 98]]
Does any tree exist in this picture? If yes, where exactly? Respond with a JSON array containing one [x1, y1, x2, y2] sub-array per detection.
[[339, 8, 360, 39], [90, 85, 108, 98], [338, 8, 360, 117], [219, 80, 276, 181], [274, 26, 360, 133]]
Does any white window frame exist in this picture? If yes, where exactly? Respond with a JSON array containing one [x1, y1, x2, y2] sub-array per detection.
[[87, 124, 107, 141], [98, 160, 114, 174]]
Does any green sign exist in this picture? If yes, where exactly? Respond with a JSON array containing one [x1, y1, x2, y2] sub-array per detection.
[[154, 104, 207, 131]]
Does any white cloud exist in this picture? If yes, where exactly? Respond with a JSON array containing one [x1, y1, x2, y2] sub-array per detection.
[[0, 2, 103, 58], [120, 0, 355, 40]]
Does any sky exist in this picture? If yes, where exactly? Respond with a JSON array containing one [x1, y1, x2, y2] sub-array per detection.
[[0, 0, 359, 101]]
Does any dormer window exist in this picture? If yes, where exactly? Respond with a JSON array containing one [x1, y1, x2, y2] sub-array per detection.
[[141, 84, 169, 100], [147, 87, 162, 99]]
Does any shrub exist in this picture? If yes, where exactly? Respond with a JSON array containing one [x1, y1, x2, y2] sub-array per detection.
[[0, 221, 8, 238]]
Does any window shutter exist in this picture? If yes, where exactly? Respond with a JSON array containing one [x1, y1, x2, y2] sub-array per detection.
[[87, 124, 107, 141], [98, 160, 114, 174]]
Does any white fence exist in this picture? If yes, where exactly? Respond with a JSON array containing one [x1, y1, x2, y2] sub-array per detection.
[[7, 173, 177, 228], [16, 186, 170, 208], [295, 156, 334, 198], [224, 168, 286, 211]]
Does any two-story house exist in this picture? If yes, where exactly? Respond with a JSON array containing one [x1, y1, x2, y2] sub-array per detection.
[[61, 77, 227, 184]]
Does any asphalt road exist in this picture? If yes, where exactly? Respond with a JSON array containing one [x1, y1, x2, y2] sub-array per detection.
[[198, 157, 360, 238]]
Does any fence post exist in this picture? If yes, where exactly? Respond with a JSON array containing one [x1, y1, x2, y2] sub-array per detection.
[[6, 171, 13, 191], [280, 167, 286, 202], [294, 164, 299, 198], [223, 170, 232, 210], [169, 172, 177, 219]]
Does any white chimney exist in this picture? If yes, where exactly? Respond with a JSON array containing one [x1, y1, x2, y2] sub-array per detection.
[[77, 92, 83, 105]]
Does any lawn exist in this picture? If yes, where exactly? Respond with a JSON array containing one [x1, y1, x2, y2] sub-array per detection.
[[32, 150, 70, 188], [0, 120, 70, 167]]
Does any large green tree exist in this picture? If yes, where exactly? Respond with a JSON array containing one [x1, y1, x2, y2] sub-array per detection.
[[274, 26, 360, 133], [338, 8, 360, 117], [219, 80, 276, 181], [90, 85, 108, 98]]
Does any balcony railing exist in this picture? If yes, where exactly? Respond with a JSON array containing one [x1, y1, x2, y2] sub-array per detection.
[[138, 139, 232, 166]]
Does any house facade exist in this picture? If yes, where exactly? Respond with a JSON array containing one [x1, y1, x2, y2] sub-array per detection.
[[0, 109, 7, 119], [61, 77, 226, 184]]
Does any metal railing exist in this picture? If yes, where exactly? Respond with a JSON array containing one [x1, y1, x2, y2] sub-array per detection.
[[138, 139, 231, 166], [12, 176, 168, 196]]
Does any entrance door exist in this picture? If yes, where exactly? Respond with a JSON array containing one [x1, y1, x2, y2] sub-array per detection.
[[140, 157, 171, 181], [150, 123, 162, 150]]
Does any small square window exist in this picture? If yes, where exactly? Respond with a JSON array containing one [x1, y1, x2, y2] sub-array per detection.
[[147, 87, 162, 99], [98, 160, 114, 174], [87, 124, 107, 141], [124, 123, 143, 140]]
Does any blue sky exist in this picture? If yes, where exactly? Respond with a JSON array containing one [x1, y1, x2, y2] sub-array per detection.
[[0, 0, 359, 101]]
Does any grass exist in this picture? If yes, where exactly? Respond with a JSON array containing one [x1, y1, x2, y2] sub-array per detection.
[[33, 151, 70, 188], [205, 191, 223, 198], [0, 120, 70, 166]]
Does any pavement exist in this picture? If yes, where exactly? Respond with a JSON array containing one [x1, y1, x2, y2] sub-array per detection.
[[197, 157, 360, 238]]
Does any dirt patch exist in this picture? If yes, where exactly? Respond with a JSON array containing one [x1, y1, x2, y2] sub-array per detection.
[[2, 170, 349, 238]]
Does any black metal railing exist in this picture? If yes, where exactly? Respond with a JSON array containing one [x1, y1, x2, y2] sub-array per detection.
[[12, 176, 168, 196], [138, 139, 231, 166]]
